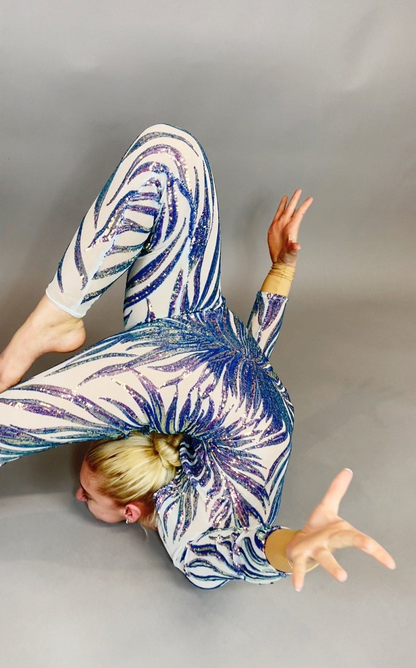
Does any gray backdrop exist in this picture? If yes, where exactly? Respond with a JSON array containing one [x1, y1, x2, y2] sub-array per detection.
[[0, 1, 415, 667]]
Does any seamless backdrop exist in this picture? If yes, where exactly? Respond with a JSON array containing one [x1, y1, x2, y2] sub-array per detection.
[[0, 2, 415, 667]]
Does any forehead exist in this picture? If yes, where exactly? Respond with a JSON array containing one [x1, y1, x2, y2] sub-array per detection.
[[80, 460, 117, 508], [80, 460, 104, 498], [80, 460, 95, 487]]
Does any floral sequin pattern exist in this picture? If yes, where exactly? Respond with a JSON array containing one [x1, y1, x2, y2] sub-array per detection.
[[0, 124, 295, 589]]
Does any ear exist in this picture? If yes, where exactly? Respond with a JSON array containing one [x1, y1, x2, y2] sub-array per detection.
[[124, 502, 143, 524]]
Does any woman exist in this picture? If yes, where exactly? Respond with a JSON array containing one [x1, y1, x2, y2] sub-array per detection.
[[0, 123, 396, 591]]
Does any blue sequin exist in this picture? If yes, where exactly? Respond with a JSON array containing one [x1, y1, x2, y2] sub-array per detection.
[[1, 124, 294, 589]]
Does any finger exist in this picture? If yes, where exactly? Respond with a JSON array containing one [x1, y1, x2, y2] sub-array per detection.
[[291, 558, 308, 592], [313, 548, 348, 583], [292, 197, 314, 219], [321, 468, 354, 515], [285, 189, 303, 219], [286, 197, 313, 242], [293, 197, 314, 223], [349, 531, 397, 570], [272, 196, 288, 222]]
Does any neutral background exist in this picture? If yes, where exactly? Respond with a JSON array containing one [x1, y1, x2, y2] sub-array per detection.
[[0, 1, 415, 666]]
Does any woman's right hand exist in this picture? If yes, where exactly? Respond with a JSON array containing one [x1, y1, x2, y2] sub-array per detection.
[[267, 189, 313, 268], [285, 468, 397, 591]]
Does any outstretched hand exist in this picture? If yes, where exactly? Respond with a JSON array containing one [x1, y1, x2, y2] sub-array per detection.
[[285, 468, 397, 591], [268, 189, 313, 267]]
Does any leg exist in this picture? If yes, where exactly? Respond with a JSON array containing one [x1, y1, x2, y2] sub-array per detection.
[[47, 122, 222, 327], [46, 123, 168, 317], [120, 124, 222, 328], [0, 123, 222, 390], [0, 320, 178, 465]]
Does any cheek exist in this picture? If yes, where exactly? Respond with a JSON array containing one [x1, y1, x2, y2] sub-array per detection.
[[88, 501, 122, 524]]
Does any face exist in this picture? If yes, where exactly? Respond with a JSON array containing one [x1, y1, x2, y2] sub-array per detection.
[[76, 460, 125, 524]]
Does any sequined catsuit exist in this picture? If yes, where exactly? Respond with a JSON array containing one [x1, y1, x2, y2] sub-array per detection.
[[0, 124, 295, 589]]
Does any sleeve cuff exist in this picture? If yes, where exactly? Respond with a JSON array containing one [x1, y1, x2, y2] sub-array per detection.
[[261, 265, 295, 297]]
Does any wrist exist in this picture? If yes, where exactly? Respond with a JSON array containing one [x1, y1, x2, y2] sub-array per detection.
[[265, 527, 320, 575], [261, 264, 296, 297], [265, 528, 300, 573], [286, 530, 320, 573], [271, 262, 296, 275]]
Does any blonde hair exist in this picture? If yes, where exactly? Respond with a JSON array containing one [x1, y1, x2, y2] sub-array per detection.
[[85, 431, 183, 528]]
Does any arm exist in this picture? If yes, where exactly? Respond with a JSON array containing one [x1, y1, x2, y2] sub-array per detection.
[[247, 189, 312, 358], [247, 264, 295, 359], [158, 499, 318, 590], [162, 470, 397, 591], [175, 525, 294, 589], [156, 472, 296, 590], [155, 409, 298, 589]]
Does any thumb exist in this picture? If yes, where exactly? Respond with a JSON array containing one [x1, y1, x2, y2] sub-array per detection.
[[287, 242, 301, 256]]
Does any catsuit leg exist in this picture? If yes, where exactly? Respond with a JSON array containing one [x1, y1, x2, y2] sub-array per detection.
[[46, 122, 222, 328], [0, 123, 222, 464]]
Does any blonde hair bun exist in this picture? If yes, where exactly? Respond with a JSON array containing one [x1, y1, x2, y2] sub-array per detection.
[[151, 432, 182, 469], [85, 430, 184, 529]]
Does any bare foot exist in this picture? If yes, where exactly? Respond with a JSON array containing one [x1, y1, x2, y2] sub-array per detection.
[[0, 295, 86, 392]]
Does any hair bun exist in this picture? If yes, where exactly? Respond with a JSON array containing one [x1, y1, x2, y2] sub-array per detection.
[[151, 432, 182, 470]]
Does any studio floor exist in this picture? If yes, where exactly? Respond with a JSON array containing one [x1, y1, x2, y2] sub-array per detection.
[[0, 292, 414, 668]]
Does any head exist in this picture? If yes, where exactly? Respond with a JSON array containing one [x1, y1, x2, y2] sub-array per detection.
[[75, 431, 183, 528]]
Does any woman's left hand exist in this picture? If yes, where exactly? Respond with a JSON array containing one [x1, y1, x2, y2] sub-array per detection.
[[267, 189, 314, 267], [285, 469, 397, 592]]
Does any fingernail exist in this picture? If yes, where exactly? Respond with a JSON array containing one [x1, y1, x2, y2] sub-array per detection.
[[344, 468, 353, 474]]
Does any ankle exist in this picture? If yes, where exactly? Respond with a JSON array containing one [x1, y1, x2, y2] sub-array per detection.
[[31, 295, 84, 332]]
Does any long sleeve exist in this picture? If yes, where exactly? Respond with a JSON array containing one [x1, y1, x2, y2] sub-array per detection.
[[181, 524, 322, 588], [158, 507, 292, 589], [247, 264, 295, 360], [155, 457, 293, 590], [247, 292, 289, 360], [151, 271, 299, 589], [154, 343, 295, 590]]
